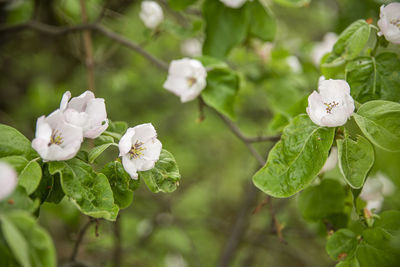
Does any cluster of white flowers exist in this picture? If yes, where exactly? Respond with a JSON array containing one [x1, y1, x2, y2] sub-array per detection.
[[306, 76, 355, 127], [32, 91, 108, 161], [378, 2, 400, 45], [311, 32, 338, 66], [360, 173, 395, 212], [31, 90, 163, 179], [140, 1, 164, 30], [163, 58, 207, 103], [219, 0, 247, 9], [0, 162, 18, 201]]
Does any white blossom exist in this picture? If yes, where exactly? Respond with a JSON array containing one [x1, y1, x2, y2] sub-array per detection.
[[311, 32, 338, 66], [377, 3, 400, 44], [320, 147, 338, 173], [306, 77, 355, 127], [286, 56, 302, 73], [181, 38, 202, 57], [219, 0, 247, 8], [140, 1, 164, 30], [163, 58, 207, 103], [360, 173, 395, 212], [60, 91, 109, 139], [0, 162, 18, 201], [32, 110, 83, 161], [118, 123, 162, 179]]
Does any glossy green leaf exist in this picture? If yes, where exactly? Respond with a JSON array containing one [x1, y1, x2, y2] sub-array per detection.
[[345, 53, 400, 103], [354, 100, 400, 152], [201, 67, 240, 119], [326, 229, 358, 261], [0, 156, 42, 194], [298, 179, 346, 221], [88, 143, 115, 163], [48, 159, 119, 221], [0, 124, 36, 160], [337, 135, 374, 189], [202, 0, 249, 58], [273, 0, 311, 8], [139, 149, 181, 193], [248, 1, 276, 42], [332, 20, 370, 61], [253, 115, 335, 197], [331, 211, 400, 266], [102, 161, 135, 209], [0, 211, 56, 267]]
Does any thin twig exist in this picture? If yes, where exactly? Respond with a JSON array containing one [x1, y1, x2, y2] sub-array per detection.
[[218, 181, 260, 267], [70, 217, 95, 262], [79, 0, 96, 91], [0, 21, 169, 71], [214, 111, 265, 166]]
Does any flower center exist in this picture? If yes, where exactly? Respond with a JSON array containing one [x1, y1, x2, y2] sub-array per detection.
[[129, 141, 146, 159], [390, 18, 400, 28], [324, 101, 339, 114], [187, 77, 197, 87], [49, 130, 63, 146]]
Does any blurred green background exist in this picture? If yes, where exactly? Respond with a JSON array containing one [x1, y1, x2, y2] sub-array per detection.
[[1, 0, 399, 266]]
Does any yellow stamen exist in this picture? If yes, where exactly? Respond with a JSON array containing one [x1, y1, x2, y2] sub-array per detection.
[[324, 101, 339, 114], [49, 130, 63, 145], [129, 141, 146, 159]]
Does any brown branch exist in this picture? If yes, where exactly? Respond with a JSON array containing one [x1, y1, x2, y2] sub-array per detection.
[[218, 180, 260, 267], [70, 217, 95, 262], [0, 21, 169, 71], [214, 111, 266, 166], [79, 0, 96, 91]]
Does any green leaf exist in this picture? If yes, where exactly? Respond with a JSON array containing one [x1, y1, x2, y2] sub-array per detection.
[[253, 115, 335, 197], [326, 229, 358, 261], [168, 0, 197, 10], [201, 67, 240, 119], [88, 143, 115, 163], [248, 1, 276, 42], [0, 186, 39, 214], [202, 0, 249, 58], [332, 20, 370, 61], [0, 124, 36, 160], [0, 156, 42, 194], [298, 179, 346, 221], [101, 161, 135, 209], [48, 159, 119, 221], [273, 0, 311, 8], [94, 135, 115, 146], [139, 149, 181, 193], [0, 211, 56, 267], [354, 100, 400, 152], [337, 135, 374, 189], [328, 211, 400, 266], [345, 53, 400, 103], [107, 121, 128, 135], [1, 214, 31, 267]]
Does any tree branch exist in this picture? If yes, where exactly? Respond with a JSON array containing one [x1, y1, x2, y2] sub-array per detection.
[[70, 217, 95, 262], [0, 21, 169, 71]]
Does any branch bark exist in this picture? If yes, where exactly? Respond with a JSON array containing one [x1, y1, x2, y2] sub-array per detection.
[[70, 217, 95, 262], [0, 21, 169, 71]]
